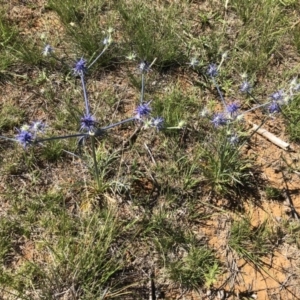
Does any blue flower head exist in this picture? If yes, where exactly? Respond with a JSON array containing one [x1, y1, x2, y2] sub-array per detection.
[[207, 63, 218, 77], [270, 90, 284, 101], [80, 114, 96, 132], [73, 57, 87, 75], [16, 129, 33, 148], [151, 117, 164, 130], [268, 101, 280, 114], [226, 102, 239, 115], [240, 81, 252, 93], [135, 102, 152, 119], [211, 113, 227, 127]]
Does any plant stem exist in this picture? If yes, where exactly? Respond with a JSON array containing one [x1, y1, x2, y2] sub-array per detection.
[[247, 91, 261, 104], [247, 116, 269, 141], [88, 46, 108, 69], [36, 133, 88, 143], [0, 136, 18, 142], [212, 77, 227, 110], [100, 117, 136, 130], [241, 101, 272, 115], [140, 73, 145, 104], [80, 72, 90, 116]]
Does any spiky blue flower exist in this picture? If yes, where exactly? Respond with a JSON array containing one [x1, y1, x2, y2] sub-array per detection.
[[80, 114, 96, 131], [270, 90, 284, 101], [151, 117, 164, 130], [268, 101, 280, 113], [226, 102, 239, 114], [207, 63, 218, 77], [73, 57, 86, 75], [16, 129, 33, 147], [135, 102, 152, 119], [211, 113, 227, 127], [240, 81, 252, 93], [139, 61, 150, 73]]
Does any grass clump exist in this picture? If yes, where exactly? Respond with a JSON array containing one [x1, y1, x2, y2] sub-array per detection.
[[1, 202, 134, 299], [283, 220, 300, 248], [283, 94, 300, 142], [230, 0, 288, 74], [117, 0, 186, 69], [48, 0, 116, 64], [199, 126, 253, 196], [0, 104, 25, 130], [228, 217, 275, 266], [0, 14, 19, 75], [40, 140, 64, 162], [167, 246, 220, 289], [265, 186, 283, 200], [153, 85, 198, 128], [0, 8, 45, 69]]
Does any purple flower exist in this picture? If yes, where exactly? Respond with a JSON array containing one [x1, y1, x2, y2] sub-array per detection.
[[16, 129, 33, 147], [268, 101, 280, 113], [73, 57, 86, 75], [211, 113, 227, 127], [135, 102, 152, 119], [226, 102, 239, 114], [80, 114, 96, 131], [139, 61, 150, 73], [151, 117, 164, 130], [270, 90, 284, 101], [207, 64, 218, 77], [240, 81, 252, 93]]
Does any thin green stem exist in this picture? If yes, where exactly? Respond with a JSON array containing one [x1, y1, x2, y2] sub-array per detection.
[[100, 117, 137, 130], [246, 116, 269, 142], [247, 91, 261, 104], [88, 46, 108, 69], [36, 133, 88, 143], [0, 136, 18, 142], [80, 72, 90, 116], [140, 73, 145, 104], [240, 101, 272, 115], [211, 77, 227, 110]]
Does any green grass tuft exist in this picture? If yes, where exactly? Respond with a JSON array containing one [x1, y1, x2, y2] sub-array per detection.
[[167, 246, 220, 289], [199, 126, 253, 196]]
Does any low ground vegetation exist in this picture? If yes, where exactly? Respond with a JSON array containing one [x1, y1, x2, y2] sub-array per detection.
[[1, 0, 300, 299]]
